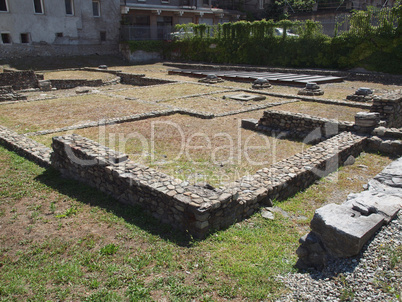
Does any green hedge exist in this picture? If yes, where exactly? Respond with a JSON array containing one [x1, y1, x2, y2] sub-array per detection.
[[129, 4, 402, 74]]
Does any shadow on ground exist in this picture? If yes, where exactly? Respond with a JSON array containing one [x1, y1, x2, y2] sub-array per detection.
[[35, 167, 195, 247]]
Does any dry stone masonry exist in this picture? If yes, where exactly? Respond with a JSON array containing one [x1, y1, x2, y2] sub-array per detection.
[[50, 131, 367, 238], [257, 110, 354, 141], [0, 126, 51, 167], [370, 91, 402, 128]]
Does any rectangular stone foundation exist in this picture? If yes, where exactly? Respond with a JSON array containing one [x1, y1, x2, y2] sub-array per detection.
[[50, 132, 367, 238]]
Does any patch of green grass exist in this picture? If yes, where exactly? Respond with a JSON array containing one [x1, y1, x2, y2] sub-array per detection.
[[99, 243, 119, 256], [55, 206, 78, 218], [0, 144, 394, 301]]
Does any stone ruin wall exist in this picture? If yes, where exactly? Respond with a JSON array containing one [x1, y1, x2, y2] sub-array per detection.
[[50, 132, 367, 238], [118, 72, 176, 86], [257, 110, 402, 155], [371, 93, 402, 128], [257, 109, 355, 141], [0, 70, 38, 90]]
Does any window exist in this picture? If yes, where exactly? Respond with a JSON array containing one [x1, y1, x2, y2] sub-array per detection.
[[0, 0, 8, 12], [1, 33, 11, 44], [65, 0, 74, 15], [92, 1, 100, 17], [203, 0, 209, 5], [56, 32, 63, 38], [100, 31, 106, 42], [20, 33, 30, 43], [33, 0, 43, 14]]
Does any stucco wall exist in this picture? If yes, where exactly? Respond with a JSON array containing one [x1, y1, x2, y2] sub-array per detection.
[[0, 0, 120, 58]]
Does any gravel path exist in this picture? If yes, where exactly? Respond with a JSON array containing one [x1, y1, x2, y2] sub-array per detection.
[[277, 213, 401, 302]]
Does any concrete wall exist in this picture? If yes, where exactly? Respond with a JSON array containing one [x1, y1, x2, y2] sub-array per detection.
[[0, 0, 120, 58]]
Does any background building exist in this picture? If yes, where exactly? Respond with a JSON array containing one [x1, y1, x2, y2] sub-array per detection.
[[0, 0, 121, 58], [120, 0, 242, 40]]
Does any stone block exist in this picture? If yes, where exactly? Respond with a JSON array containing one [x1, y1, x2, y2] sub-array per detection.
[[344, 191, 401, 223], [241, 118, 258, 130], [311, 203, 384, 258]]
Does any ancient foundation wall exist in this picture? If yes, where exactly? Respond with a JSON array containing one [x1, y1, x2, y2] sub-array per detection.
[[257, 110, 355, 141], [0, 126, 51, 168], [118, 72, 176, 86], [0, 70, 38, 90], [371, 93, 402, 128], [49, 79, 104, 90], [50, 132, 367, 238]]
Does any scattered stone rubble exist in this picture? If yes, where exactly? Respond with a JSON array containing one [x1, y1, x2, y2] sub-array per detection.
[[0, 85, 27, 102], [296, 156, 402, 270]]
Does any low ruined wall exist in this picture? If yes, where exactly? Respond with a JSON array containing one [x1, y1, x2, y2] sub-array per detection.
[[0, 126, 51, 167], [118, 72, 176, 86], [371, 92, 402, 128], [49, 79, 104, 90], [50, 132, 367, 238], [257, 110, 354, 142], [0, 70, 38, 90], [50, 134, 209, 236]]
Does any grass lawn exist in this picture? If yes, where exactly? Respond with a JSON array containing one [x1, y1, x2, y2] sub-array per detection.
[[161, 93, 285, 114], [43, 70, 117, 81], [0, 144, 394, 301], [112, 83, 227, 102], [271, 101, 366, 122], [0, 95, 165, 134], [35, 111, 309, 186]]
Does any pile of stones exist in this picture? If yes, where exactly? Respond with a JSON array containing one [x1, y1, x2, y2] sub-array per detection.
[[346, 87, 375, 102], [198, 74, 224, 84], [297, 82, 324, 96], [251, 78, 271, 89]]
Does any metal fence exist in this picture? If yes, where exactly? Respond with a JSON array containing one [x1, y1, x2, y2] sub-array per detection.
[[121, 25, 173, 41]]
